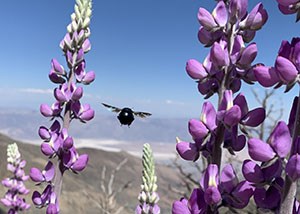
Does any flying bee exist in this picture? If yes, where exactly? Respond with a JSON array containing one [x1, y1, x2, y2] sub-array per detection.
[[101, 103, 152, 126]]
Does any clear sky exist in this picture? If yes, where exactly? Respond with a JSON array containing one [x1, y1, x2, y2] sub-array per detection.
[[0, 0, 298, 118]]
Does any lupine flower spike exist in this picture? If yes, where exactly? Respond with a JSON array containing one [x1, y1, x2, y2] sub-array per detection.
[[136, 143, 160, 214], [1, 143, 30, 214], [30, 0, 94, 213]]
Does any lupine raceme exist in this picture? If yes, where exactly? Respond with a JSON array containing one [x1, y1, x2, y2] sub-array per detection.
[[136, 143, 160, 214], [173, 0, 300, 213], [29, 0, 94, 213], [1, 143, 30, 214]]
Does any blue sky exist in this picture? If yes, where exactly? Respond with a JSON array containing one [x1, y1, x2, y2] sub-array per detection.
[[0, 0, 298, 119]]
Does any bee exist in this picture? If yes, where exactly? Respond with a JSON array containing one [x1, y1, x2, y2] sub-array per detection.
[[101, 103, 152, 126]]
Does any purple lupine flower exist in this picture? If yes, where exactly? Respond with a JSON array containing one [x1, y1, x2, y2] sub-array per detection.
[[176, 101, 216, 161], [1, 143, 31, 213], [172, 188, 207, 214], [220, 164, 254, 209], [30, 161, 55, 184], [200, 164, 221, 206], [253, 177, 284, 211], [277, 0, 300, 17], [176, 0, 269, 213], [30, 0, 93, 212], [248, 121, 291, 162], [255, 38, 300, 90]]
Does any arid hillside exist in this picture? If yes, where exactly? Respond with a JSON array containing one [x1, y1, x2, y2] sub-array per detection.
[[0, 133, 184, 213]]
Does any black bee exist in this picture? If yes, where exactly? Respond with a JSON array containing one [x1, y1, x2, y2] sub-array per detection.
[[101, 103, 152, 126]]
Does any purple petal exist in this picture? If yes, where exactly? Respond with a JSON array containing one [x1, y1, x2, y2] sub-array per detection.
[[239, 43, 257, 65], [49, 71, 65, 84], [241, 30, 256, 43], [172, 199, 190, 214], [212, 1, 228, 27], [229, 0, 248, 22], [1, 198, 12, 207], [188, 119, 209, 140], [71, 86, 83, 101], [204, 186, 221, 205], [233, 134, 246, 151], [44, 161, 55, 182], [233, 93, 248, 117], [80, 109, 95, 121], [242, 160, 264, 183], [32, 191, 42, 206], [40, 104, 53, 117], [224, 105, 242, 127], [278, 40, 292, 59], [220, 164, 238, 193], [189, 188, 206, 213], [288, 97, 298, 134], [241, 108, 265, 127], [201, 102, 217, 131], [210, 42, 229, 67], [71, 154, 89, 172], [286, 154, 300, 181], [82, 39, 91, 53], [231, 181, 254, 208], [248, 138, 275, 162], [253, 65, 280, 87], [54, 88, 67, 103], [63, 136, 74, 150], [186, 59, 208, 80], [39, 126, 51, 140], [82, 71, 95, 84], [47, 204, 59, 214], [51, 58, 65, 75], [275, 56, 298, 83], [245, 3, 268, 30], [176, 141, 199, 161], [201, 164, 219, 190], [262, 159, 283, 182], [197, 8, 217, 30], [269, 121, 291, 158], [254, 186, 281, 210], [41, 143, 55, 156], [30, 168, 44, 183], [277, 0, 298, 7]]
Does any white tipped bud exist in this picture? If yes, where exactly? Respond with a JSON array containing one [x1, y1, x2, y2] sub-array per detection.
[[82, 17, 90, 29], [7, 143, 20, 164], [72, 21, 78, 32], [67, 24, 72, 33], [71, 13, 76, 21], [75, 5, 81, 18]]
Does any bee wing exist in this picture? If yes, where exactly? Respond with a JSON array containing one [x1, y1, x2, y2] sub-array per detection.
[[101, 103, 122, 113], [133, 111, 152, 118]]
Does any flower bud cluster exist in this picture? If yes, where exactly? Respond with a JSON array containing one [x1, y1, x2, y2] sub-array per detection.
[[29, 0, 94, 213], [136, 144, 160, 214], [1, 143, 30, 213]]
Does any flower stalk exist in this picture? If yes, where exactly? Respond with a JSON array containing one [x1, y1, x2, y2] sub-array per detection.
[[29, 0, 95, 213]]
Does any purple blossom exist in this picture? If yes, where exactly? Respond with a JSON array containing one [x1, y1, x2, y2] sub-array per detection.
[[247, 121, 291, 162], [1, 143, 30, 213], [172, 189, 207, 214], [277, 0, 300, 17], [255, 38, 300, 90], [30, 0, 94, 212]]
